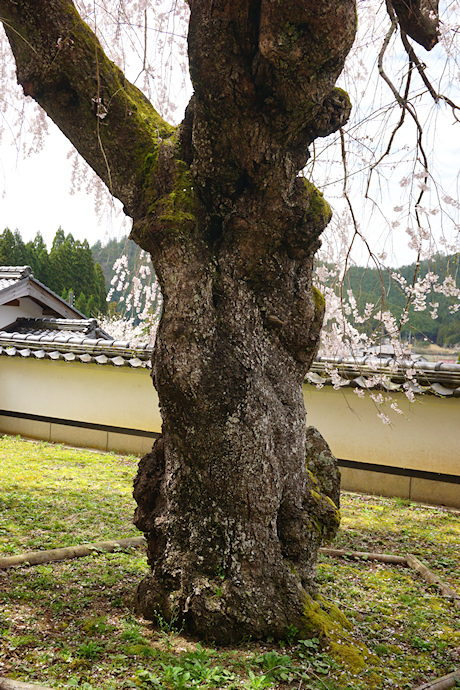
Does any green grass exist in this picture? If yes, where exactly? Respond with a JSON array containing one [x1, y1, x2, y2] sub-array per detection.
[[0, 437, 138, 553], [1, 434, 459, 689], [334, 492, 460, 593]]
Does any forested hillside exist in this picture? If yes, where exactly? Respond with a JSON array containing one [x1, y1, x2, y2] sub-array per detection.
[[0, 228, 107, 317], [91, 236, 141, 293], [91, 236, 162, 325], [327, 253, 460, 346]]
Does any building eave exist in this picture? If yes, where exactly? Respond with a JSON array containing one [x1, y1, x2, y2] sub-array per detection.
[[0, 277, 86, 320]]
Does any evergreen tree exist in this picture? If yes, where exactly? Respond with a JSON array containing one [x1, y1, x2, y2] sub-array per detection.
[[94, 263, 108, 315], [86, 295, 96, 317], [49, 231, 74, 295], [31, 232, 52, 286], [12, 230, 28, 264], [51, 227, 65, 251], [0, 228, 16, 264], [75, 291, 87, 315]]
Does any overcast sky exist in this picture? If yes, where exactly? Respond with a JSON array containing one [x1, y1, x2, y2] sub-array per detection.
[[0, 122, 129, 250]]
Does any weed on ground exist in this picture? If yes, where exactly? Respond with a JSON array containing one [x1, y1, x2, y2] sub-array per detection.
[[0, 435, 459, 689]]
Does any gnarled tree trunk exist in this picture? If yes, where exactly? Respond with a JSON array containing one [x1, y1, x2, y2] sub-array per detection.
[[132, 0, 356, 642], [1, 0, 356, 642]]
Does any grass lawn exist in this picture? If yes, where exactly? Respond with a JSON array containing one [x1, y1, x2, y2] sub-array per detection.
[[0, 434, 459, 689]]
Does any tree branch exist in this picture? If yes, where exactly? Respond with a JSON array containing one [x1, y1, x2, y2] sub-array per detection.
[[386, 0, 439, 51], [399, 30, 460, 120], [365, 61, 412, 199], [0, 0, 174, 218], [182, 0, 357, 238]]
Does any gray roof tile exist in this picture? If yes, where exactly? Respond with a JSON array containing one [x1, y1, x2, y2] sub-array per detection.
[[95, 354, 109, 365], [431, 382, 455, 396], [112, 356, 127, 367]]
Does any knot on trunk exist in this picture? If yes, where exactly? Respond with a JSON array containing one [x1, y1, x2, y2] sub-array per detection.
[[133, 437, 167, 565], [305, 426, 341, 509], [387, 0, 439, 50], [308, 88, 352, 141]]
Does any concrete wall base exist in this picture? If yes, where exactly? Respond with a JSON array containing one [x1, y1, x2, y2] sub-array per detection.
[[0, 412, 158, 456], [340, 463, 460, 509]]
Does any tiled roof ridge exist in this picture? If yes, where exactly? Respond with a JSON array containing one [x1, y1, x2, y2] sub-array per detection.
[[0, 265, 33, 280], [8, 316, 99, 331], [0, 329, 152, 360], [314, 355, 460, 375], [309, 356, 460, 396]]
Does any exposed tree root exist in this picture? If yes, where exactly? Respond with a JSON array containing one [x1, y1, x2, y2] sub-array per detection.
[[405, 554, 460, 610], [0, 679, 54, 690], [320, 547, 407, 564], [0, 536, 146, 569], [320, 547, 460, 609], [412, 670, 460, 690], [2, 539, 458, 613]]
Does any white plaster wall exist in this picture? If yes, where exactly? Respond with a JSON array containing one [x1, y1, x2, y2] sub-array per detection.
[[0, 356, 458, 479], [0, 298, 44, 329], [303, 383, 459, 476], [0, 356, 162, 433]]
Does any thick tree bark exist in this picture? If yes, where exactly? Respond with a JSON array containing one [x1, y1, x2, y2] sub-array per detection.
[[132, 0, 355, 642], [386, 0, 439, 50], [1, 0, 356, 642]]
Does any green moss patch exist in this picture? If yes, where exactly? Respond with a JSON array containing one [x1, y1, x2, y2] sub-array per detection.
[[303, 177, 332, 227], [302, 593, 370, 674], [312, 285, 326, 312]]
